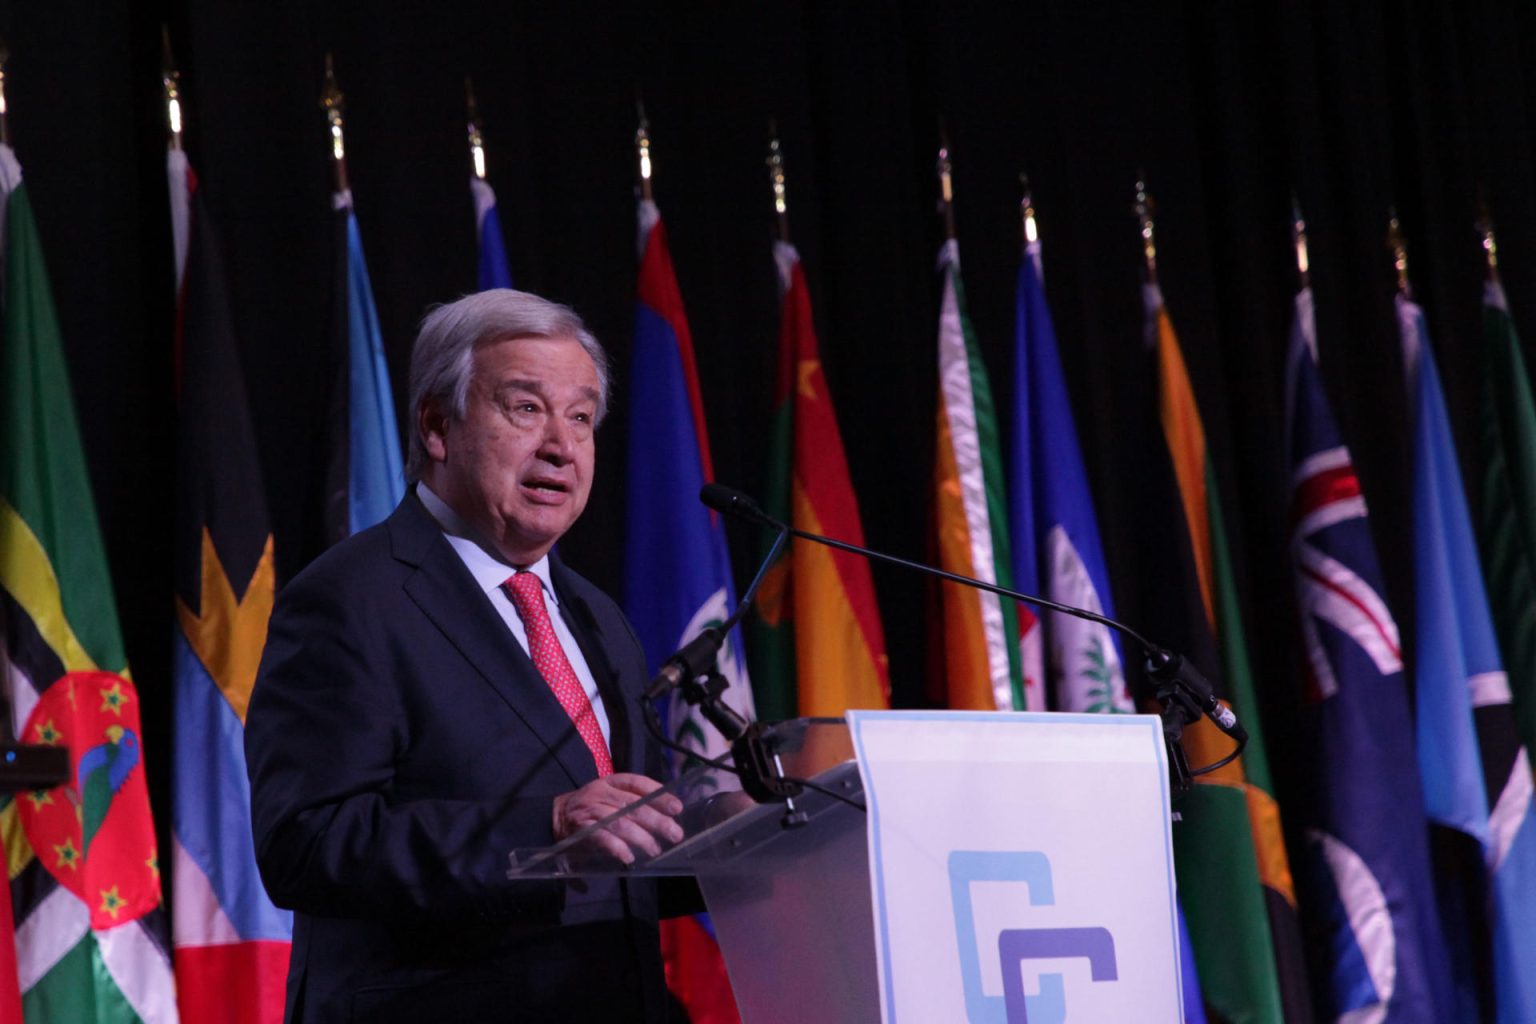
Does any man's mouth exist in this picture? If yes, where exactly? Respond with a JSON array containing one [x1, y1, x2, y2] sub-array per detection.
[[522, 478, 570, 496]]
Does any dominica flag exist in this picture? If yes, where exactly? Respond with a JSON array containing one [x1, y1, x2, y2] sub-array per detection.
[[623, 196, 751, 1024], [1400, 292, 1536, 1022], [932, 239, 1034, 711], [1146, 283, 1311, 1024], [1285, 285, 1454, 1021], [167, 148, 292, 1024], [471, 176, 513, 291], [750, 240, 889, 720], [0, 143, 178, 1022], [1007, 238, 1129, 715], [322, 188, 404, 544], [1477, 279, 1536, 768]]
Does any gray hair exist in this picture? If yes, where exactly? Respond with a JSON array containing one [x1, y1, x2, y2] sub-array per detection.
[[405, 288, 611, 480]]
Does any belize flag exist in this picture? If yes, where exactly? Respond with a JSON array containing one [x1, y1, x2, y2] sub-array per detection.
[[470, 176, 513, 291], [1008, 237, 1131, 715], [1286, 285, 1452, 1022], [623, 196, 751, 1023]]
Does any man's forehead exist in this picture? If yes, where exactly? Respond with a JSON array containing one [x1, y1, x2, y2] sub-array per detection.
[[473, 333, 596, 378]]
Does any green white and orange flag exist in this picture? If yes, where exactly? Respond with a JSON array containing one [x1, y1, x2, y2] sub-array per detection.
[[1147, 283, 1311, 1024], [750, 241, 890, 719], [0, 144, 179, 1021], [933, 239, 1035, 711]]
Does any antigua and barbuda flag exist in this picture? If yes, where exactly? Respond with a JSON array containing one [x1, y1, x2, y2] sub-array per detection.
[[932, 239, 1031, 711], [471, 176, 513, 291], [623, 197, 752, 1024], [322, 188, 404, 544], [0, 142, 178, 1022], [1286, 284, 1454, 1022], [1008, 237, 1129, 715], [168, 147, 293, 1024], [749, 239, 889, 720], [1400, 293, 1536, 1023]]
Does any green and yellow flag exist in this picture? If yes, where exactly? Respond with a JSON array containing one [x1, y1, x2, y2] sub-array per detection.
[[0, 144, 178, 1022]]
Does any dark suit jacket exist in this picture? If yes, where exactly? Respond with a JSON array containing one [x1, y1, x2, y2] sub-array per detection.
[[246, 493, 677, 1023]]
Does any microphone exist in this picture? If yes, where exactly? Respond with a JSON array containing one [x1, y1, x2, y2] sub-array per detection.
[[643, 496, 789, 702], [700, 484, 1250, 759]]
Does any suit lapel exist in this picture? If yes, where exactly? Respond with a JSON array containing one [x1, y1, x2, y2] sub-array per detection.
[[391, 496, 598, 788]]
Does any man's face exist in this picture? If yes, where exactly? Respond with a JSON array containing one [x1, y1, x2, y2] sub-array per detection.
[[423, 334, 600, 565]]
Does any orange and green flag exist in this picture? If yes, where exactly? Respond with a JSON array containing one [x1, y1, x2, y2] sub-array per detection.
[[932, 239, 1034, 711], [751, 241, 890, 719], [1147, 283, 1311, 1024], [0, 143, 179, 1022]]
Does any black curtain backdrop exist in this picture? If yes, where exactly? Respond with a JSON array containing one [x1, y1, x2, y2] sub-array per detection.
[[6, 0, 1536, 1006]]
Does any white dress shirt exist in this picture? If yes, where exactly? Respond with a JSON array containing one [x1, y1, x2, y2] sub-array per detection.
[[416, 483, 611, 745]]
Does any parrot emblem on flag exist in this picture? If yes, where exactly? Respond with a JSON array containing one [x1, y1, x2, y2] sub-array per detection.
[[16, 670, 162, 929]]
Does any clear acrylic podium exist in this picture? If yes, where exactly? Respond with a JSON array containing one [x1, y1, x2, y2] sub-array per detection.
[[507, 718, 879, 1024]]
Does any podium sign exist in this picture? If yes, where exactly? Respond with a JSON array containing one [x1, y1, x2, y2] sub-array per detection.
[[848, 710, 1182, 1023]]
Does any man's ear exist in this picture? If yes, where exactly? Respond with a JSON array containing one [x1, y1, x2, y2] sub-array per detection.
[[419, 398, 450, 463]]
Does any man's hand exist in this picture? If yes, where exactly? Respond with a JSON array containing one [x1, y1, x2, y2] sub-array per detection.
[[551, 773, 685, 865]]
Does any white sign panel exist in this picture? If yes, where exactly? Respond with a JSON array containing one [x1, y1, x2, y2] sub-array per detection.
[[848, 710, 1182, 1024]]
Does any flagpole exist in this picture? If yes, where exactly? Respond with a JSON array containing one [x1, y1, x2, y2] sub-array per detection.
[[1291, 194, 1309, 290], [466, 77, 487, 181], [1386, 207, 1411, 298], [1477, 203, 1501, 286], [321, 53, 349, 195], [1134, 173, 1158, 285], [1019, 174, 1039, 248], [161, 27, 183, 151], [635, 99, 653, 201], [767, 125, 790, 243], [0, 39, 12, 148], [936, 125, 956, 241]]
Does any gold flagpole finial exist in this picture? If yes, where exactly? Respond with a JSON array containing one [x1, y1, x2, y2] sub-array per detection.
[[635, 98, 654, 201], [767, 123, 789, 242], [1477, 201, 1501, 284], [0, 37, 12, 148], [1291, 194, 1310, 288], [466, 77, 486, 181], [321, 53, 349, 193], [1386, 207, 1410, 297], [1020, 174, 1039, 247], [161, 27, 182, 150], [1134, 173, 1158, 284], [937, 123, 956, 242]]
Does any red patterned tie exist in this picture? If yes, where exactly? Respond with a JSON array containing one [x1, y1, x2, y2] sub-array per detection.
[[504, 572, 614, 777]]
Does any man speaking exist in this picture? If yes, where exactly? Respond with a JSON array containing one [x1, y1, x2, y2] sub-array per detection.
[[246, 290, 688, 1022]]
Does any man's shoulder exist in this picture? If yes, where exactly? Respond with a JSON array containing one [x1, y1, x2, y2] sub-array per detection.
[[283, 498, 433, 599]]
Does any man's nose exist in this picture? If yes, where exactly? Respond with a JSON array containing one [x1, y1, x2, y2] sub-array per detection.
[[538, 415, 575, 461]]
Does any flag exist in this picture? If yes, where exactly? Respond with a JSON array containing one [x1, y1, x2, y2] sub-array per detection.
[[1147, 283, 1311, 1024], [1477, 280, 1536, 767], [1400, 292, 1536, 1023], [0, 142, 178, 1022], [322, 189, 403, 543], [749, 240, 889, 720], [1010, 242, 1208, 1022], [1285, 284, 1454, 1022], [1008, 239, 1130, 715], [167, 148, 293, 1024], [623, 197, 750, 1024], [471, 176, 513, 291], [932, 239, 1033, 711]]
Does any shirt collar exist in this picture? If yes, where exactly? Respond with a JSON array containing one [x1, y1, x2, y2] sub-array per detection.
[[416, 482, 559, 606]]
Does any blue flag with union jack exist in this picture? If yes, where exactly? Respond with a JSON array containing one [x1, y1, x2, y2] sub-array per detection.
[[1285, 286, 1452, 1022], [1401, 294, 1536, 1023]]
